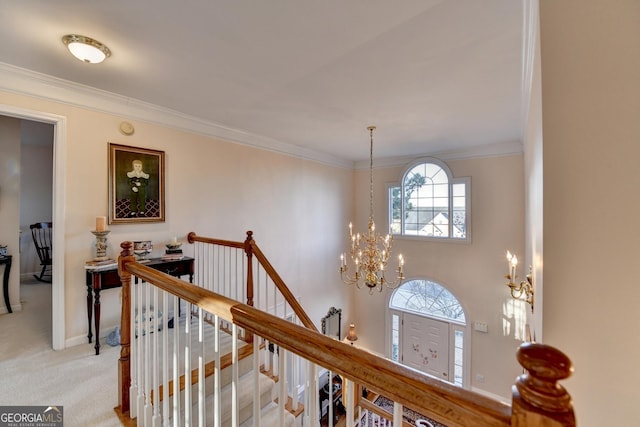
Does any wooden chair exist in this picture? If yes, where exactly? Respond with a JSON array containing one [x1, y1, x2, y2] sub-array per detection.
[[30, 222, 53, 283]]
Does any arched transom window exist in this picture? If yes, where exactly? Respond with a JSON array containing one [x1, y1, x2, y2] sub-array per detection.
[[390, 279, 466, 323]]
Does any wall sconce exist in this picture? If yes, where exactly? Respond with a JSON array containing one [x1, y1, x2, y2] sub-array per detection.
[[346, 323, 358, 344], [505, 251, 534, 313]]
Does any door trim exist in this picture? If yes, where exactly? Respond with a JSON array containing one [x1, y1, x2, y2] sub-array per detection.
[[0, 103, 67, 350]]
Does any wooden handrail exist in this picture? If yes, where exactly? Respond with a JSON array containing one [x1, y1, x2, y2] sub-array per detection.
[[117, 241, 575, 427], [119, 256, 506, 427], [187, 231, 244, 249], [246, 237, 317, 331], [187, 231, 318, 332]]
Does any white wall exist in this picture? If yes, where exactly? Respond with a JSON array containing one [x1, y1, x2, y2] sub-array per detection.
[[350, 153, 526, 400], [540, 1, 640, 425]]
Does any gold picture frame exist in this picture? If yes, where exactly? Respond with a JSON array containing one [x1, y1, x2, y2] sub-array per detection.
[[108, 143, 165, 224]]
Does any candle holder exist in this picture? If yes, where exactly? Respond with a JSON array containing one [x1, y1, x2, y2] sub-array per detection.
[[91, 230, 111, 260], [505, 251, 534, 313]]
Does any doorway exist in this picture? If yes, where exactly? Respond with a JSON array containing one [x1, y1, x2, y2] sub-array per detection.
[[0, 105, 66, 350], [20, 120, 54, 277], [388, 278, 468, 388], [400, 312, 450, 381]]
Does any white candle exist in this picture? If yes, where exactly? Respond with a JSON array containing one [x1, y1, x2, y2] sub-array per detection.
[[171, 236, 177, 244], [96, 216, 107, 232]]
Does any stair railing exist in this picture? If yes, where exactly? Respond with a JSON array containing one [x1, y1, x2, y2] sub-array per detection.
[[187, 231, 316, 331], [187, 230, 315, 412], [116, 240, 575, 427]]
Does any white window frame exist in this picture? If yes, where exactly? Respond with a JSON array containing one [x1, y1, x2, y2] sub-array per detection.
[[388, 157, 471, 243]]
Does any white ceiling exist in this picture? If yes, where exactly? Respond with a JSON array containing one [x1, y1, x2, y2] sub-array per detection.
[[0, 0, 524, 163]]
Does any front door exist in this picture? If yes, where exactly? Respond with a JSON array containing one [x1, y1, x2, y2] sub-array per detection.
[[401, 312, 450, 382]]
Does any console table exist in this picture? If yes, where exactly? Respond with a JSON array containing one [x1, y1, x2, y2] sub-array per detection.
[[85, 257, 194, 355], [1, 256, 12, 313]]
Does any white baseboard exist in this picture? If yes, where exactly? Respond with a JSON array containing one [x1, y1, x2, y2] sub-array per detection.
[[65, 323, 120, 349], [0, 302, 23, 314]]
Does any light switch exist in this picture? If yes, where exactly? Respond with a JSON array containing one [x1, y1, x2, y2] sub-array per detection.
[[474, 321, 488, 333]]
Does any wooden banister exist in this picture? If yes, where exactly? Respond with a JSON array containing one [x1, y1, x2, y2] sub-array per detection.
[[245, 237, 317, 332], [187, 231, 244, 249], [511, 343, 575, 426], [117, 241, 576, 427], [117, 241, 136, 414], [187, 231, 318, 332], [244, 231, 254, 307]]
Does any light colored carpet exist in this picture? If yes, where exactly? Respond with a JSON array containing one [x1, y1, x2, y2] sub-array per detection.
[[0, 278, 122, 427]]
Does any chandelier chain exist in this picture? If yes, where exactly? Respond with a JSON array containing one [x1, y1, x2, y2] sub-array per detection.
[[368, 125, 375, 219], [340, 125, 405, 293]]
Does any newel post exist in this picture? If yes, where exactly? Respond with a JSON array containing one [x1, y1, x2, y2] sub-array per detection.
[[243, 231, 255, 344], [511, 342, 576, 427], [244, 230, 255, 307], [117, 241, 136, 414]]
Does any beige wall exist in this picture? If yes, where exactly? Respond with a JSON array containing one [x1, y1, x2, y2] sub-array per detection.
[[0, 72, 527, 401], [20, 142, 54, 274], [523, 2, 544, 340], [0, 116, 21, 312], [540, 1, 640, 425], [350, 153, 526, 400], [0, 89, 353, 345]]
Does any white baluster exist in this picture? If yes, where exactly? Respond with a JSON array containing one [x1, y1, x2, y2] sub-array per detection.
[[184, 302, 191, 426], [198, 307, 205, 427], [345, 378, 355, 427], [393, 402, 402, 427], [232, 323, 239, 426], [161, 292, 169, 425], [172, 296, 180, 426], [213, 314, 221, 427]]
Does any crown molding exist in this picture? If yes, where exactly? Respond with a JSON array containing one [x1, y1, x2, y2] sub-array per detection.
[[0, 62, 354, 169], [354, 140, 524, 170], [0, 62, 522, 171], [520, 0, 539, 132]]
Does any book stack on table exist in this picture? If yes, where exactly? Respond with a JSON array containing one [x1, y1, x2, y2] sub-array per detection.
[[162, 248, 184, 261], [85, 258, 117, 271]]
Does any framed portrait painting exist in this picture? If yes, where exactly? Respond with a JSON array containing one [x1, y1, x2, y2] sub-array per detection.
[[108, 143, 165, 224]]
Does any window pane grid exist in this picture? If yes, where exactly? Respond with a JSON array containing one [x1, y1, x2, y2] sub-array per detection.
[[392, 160, 468, 241], [390, 279, 466, 323]]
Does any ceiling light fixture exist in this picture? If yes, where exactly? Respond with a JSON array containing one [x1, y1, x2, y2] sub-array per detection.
[[62, 34, 111, 64], [340, 126, 405, 293]]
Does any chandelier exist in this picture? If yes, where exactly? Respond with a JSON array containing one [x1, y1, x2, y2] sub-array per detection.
[[340, 126, 405, 293]]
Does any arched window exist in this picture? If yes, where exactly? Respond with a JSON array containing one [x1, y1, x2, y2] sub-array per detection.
[[389, 279, 467, 387], [389, 158, 469, 241], [390, 279, 466, 323]]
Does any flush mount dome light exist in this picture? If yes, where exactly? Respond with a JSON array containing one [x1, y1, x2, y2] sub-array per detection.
[[62, 34, 111, 64]]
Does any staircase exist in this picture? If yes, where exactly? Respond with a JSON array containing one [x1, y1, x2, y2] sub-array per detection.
[[158, 309, 297, 426], [116, 234, 577, 427], [195, 365, 294, 426]]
